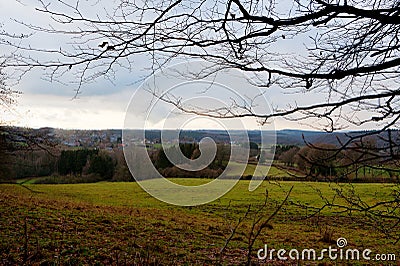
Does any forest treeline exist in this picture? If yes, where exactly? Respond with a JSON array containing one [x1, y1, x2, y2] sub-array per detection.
[[150, 143, 231, 178], [273, 140, 400, 182], [1, 127, 399, 183]]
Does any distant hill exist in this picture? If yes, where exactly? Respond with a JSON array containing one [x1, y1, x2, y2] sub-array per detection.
[[275, 129, 353, 146], [2, 126, 398, 148], [276, 129, 400, 147]]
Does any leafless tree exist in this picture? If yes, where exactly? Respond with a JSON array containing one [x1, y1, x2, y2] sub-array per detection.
[[1, 0, 400, 250], [2, 0, 399, 131], [279, 146, 300, 167], [0, 66, 21, 180], [0, 68, 20, 124], [3, 0, 400, 160]]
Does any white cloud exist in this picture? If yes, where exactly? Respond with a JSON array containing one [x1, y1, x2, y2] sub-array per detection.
[[12, 89, 134, 129]]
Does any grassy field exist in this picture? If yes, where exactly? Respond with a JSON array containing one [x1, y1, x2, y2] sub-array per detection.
[[226, 163, 293, 178], [0, 180, 398, 265]]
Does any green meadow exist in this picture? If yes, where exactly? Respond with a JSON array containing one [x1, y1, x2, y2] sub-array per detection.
[[0, 180, 398, 265]]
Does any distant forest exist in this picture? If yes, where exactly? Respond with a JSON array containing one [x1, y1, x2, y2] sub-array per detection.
[[1, 127, 399, 184]]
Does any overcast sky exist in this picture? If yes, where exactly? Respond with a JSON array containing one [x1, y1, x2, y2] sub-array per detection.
[[0, 1, 376, 131], [0, 1, 144, 129], [0, 1, 286, 130]]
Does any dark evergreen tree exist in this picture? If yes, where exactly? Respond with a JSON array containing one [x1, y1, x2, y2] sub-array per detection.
[[88, 151, 115, 180]]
